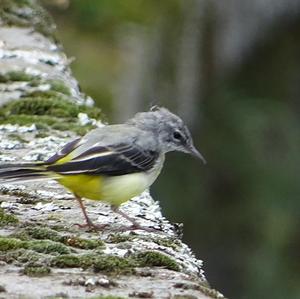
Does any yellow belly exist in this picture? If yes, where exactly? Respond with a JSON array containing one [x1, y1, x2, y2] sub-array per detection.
[[56, 155, 165, 206], [57, 172, 154, 206], [58, 174, 103, 201]]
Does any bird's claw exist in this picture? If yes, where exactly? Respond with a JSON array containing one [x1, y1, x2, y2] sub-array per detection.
[[73, 222, 108, 231]]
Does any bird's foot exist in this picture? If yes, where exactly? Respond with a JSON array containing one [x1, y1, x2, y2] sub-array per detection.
[[73, 222, 109, 232], [110, 206, 163, 233], [114, 223, 163, 234]]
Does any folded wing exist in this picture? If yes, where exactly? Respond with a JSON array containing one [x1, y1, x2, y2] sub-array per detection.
[[46, 142, 159, 176]]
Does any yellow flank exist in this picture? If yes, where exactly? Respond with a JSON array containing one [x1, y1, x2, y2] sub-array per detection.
[[57, 172, 152, 206], [54, 153, 164, 207], [58, 174, 103, 201], [55, 154, 73, 164]]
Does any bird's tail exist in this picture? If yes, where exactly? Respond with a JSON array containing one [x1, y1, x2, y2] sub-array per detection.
[[0, 162, 52, 183]]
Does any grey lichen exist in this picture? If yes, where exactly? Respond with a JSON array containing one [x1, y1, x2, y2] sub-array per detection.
[[0, 0, 56, 39]]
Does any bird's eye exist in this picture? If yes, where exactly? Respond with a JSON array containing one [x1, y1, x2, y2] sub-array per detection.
[[173, 131, 182, 140]]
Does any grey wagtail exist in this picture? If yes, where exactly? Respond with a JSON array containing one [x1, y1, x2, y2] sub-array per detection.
[[0, 107, 205, 231]]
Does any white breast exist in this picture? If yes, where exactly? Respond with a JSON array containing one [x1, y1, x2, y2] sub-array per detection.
[[101, 154, 165, 206]]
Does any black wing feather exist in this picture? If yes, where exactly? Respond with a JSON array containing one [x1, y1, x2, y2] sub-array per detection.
[[47, 143, 159, 176], [45, 137, 82, 164]]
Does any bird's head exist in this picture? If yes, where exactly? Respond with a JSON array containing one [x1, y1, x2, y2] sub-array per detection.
[[129, 106, 206, 163]]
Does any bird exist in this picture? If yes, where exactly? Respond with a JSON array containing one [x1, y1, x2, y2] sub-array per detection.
[[0, 107, 205, 231]]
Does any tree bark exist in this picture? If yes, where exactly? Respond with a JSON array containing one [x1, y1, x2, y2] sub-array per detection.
[[0, 1, 224, 298]]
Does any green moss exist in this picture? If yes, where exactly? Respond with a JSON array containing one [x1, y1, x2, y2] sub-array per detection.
[[151, 237, 181, 251], [14, 227, 61, 242], [0, 236, 70, 254], [0, 0, 56, 39], [51, 253, 108, 269], [172, 296, 198, 299], [174, 283, 225, 299], [35, 131, 50, 138], [93, 255, 136, 274], [0, 97, 103, 135], [0, 71, 37, 83], [0, 71, 71, 96], [197, 285, 226, 299], [0, 208, 19, 226], [23, 263, 51, 277], [106, 233, 135, 243], [51, 251, 180, 274], [0, 187, 33, 199], [51, 254, 81, 268], [19, 96, 102, 119], [136, 251, 180, 271], [1, 249, 43, 264], [51, 250, 180, 273], [3, 97, 78, 117], [51, 253, 136, 274], [90, 296, 126, 299], [51, 253, 99, 269], [25, 240, 70, 255], [62, 236, 105, 250], [7, 133, 28, 143], [26, 227, 61, 242], [48, 80, 71, 96], [14, 227, 105, 250], [0, 237, 24, 251]]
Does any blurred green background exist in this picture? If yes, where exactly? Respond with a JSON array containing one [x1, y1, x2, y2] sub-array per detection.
[[44, 1, 300, 298]]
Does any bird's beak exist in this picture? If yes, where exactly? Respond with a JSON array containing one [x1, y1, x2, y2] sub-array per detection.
[[188, 145, 206, 164]]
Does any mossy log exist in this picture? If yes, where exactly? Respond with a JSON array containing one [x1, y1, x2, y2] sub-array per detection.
[[0, 1, 225, 298]]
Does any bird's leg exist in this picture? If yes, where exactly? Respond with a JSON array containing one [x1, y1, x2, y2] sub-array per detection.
[[111, 205, 139, 226], [74, 195, 107, 231], [111, 205, 160, 233]]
